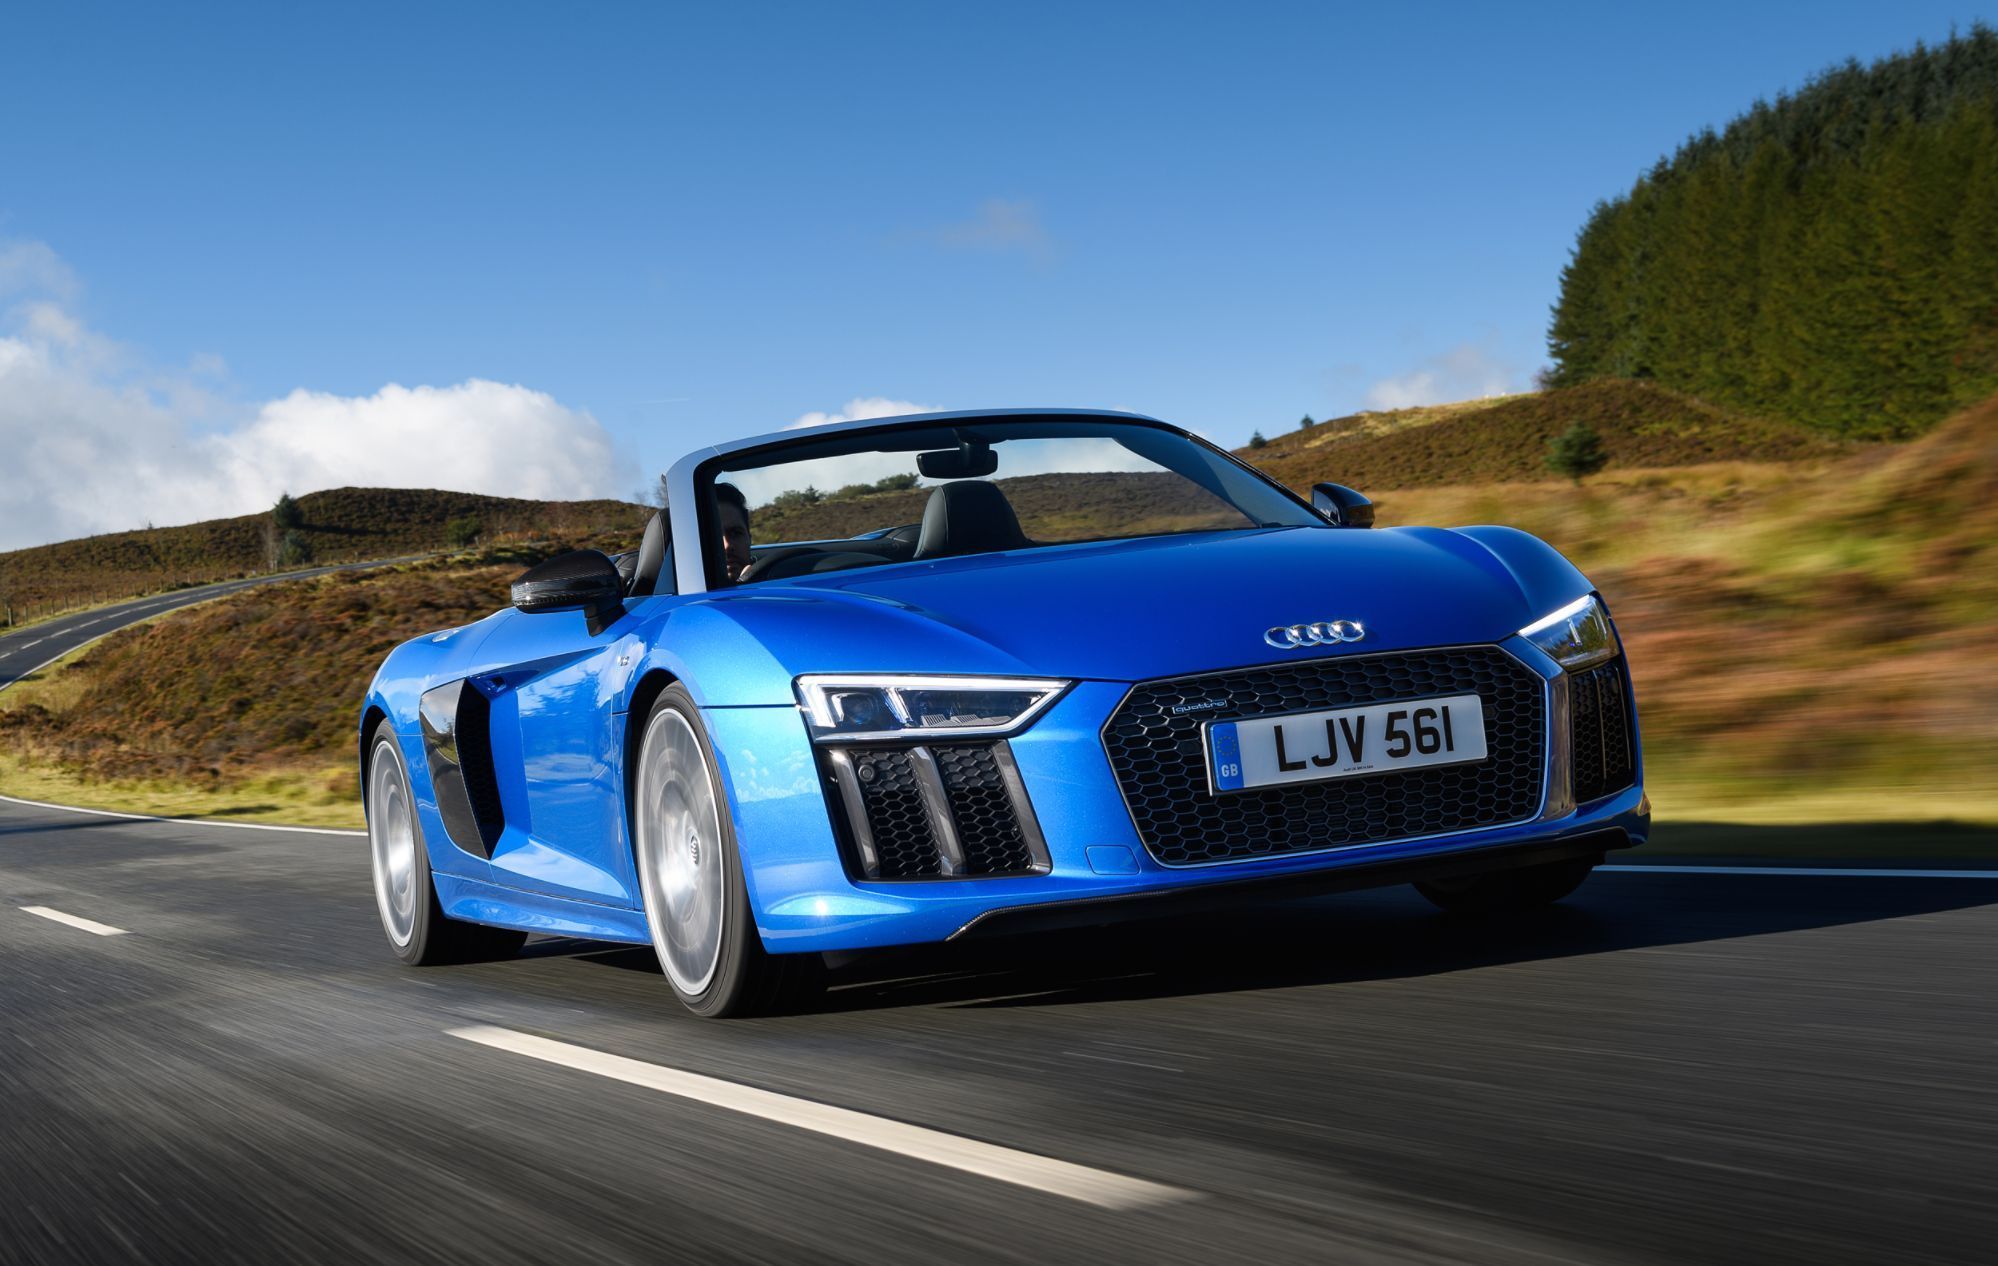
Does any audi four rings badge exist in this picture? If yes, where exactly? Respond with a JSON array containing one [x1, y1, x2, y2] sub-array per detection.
[[1264, 620, 1366, 649]]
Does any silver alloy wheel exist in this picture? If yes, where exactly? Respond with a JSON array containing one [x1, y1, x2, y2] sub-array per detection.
[[635, 707, 727, 995], [368, 738, 419, 947]]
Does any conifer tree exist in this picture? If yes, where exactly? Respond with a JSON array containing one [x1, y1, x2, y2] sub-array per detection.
[[1545, 422, 1609, 485], [1545, 24, 1998, 438]]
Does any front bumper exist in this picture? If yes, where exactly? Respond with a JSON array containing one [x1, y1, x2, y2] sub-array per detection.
[[709, 636, 1648, 953]]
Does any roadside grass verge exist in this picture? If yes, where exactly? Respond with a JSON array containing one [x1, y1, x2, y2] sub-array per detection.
[[0, 753, 363, 829]]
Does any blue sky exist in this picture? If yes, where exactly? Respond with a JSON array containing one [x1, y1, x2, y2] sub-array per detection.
[[0, 1, 1989, 545]]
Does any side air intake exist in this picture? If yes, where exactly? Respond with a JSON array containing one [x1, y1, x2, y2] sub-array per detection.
[[418, 680, 506, 857]]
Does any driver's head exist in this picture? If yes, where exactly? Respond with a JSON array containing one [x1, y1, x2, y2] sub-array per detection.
[[714, 481, 752, 582]]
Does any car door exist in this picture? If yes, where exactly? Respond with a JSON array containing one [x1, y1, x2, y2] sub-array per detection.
[[467, 603, 646, 906]]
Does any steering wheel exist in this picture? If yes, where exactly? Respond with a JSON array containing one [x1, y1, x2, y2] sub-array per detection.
[[740, 548, 884, 583], [736, 547, 821, 584]]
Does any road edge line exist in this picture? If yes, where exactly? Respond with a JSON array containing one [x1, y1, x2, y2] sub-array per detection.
[[0, 791, 364, 838]]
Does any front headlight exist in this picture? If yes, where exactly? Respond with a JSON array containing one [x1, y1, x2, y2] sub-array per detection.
[[1519, 594, 1618, 671], [795, 674, 1069, 742]]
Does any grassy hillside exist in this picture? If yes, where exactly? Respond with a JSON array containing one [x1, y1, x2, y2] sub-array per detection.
[[0, 529, 640, 823], [0, 487, 647, 622], [4, 391, 1993, 834], [1377, 392, 1998, 822], [753, 381, 1832, 544], [1240, 380, 1848, 490]]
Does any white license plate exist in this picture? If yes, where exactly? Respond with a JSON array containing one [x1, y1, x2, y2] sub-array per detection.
[[1205, 694, 1487, 793]]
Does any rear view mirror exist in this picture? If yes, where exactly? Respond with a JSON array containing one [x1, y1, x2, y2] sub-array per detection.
[[1311, 482, 1375, 528], [511, 550, 625, 633], [918, 440, 999, 479]]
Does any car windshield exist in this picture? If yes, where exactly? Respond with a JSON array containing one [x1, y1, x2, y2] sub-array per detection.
[[705, 417, 1319, 587]]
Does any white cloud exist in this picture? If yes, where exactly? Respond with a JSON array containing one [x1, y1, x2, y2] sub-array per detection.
[[0, 241, 79, 305], [928, 198, 1053, 264], [0, 240, 633, 551], [786, 396, 941, 430], [1362, 340, 1524, 411]]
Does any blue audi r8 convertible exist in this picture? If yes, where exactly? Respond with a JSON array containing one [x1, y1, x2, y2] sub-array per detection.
[[361, 409, 1648, 1015]]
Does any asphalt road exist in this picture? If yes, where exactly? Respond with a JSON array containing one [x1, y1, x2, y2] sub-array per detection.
[[0, 559, 426, 690], [1, 797, 1993, 1266]]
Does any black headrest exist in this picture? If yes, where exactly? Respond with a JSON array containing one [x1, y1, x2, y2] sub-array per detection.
[[629, 511, 668, 596], [914, 481, 1031, 560]]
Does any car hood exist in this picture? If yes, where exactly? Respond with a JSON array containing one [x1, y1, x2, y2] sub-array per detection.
[[710, 526, 1575, 685]]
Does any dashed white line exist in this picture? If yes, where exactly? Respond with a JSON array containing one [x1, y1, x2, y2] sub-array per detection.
[[1601, 864, 1998, 878], [20, 905, 129, 936], [450, 1025, 1193, 1210]]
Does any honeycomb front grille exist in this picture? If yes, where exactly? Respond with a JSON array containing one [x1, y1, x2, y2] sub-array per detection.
[[1103, 646, 1547, 866], [834, 741, 1045, 880], [1570, 658, 1636, 803]]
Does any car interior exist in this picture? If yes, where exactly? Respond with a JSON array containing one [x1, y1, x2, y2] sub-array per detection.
[[609, 422, 1317, 595]]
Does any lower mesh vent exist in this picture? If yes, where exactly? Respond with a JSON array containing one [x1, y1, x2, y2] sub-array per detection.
[[1570, 658, 1636, 803], [831, 741, 1046, 880]]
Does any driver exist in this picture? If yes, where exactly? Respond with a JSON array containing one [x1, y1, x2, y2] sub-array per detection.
[[714, 481, 753, 583]]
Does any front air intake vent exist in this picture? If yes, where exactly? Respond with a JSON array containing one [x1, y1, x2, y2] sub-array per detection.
[[821, 741, 1047, 881], [1570, 658, 1637, 803]]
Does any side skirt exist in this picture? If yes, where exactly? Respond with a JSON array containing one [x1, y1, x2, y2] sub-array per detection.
[[432, 872, 653, 944]]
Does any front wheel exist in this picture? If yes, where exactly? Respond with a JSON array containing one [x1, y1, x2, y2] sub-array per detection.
[[366, 721, 526, 965], [1414, 856, 1596, 915], [632, 686, 822, 1017]]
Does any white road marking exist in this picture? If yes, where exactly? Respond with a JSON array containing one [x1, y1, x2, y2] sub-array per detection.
[[1602, 864, 1998, 878], [450, 1025, 1193, 1211], [0, 792, 365, 837], [20, 905, 129, 936], [0, 634, 120, 689]]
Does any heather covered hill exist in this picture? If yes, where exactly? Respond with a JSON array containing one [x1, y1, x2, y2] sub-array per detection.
[[7, 393, 1995, 829], [0, 487, 647, 619], [1237, 380, 1846, 491], [1546, 25, 1998, 438], [0, 531, 640, 804]]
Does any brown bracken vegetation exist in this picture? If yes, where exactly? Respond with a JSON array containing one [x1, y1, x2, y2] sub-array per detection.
[[1237, 380, 1848, 491], [0, 532, 637, 792], [4, 390, 1993, 827]]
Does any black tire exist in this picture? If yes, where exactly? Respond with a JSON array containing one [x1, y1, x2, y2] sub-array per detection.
[[632, 686, 824, 1018], [365, 721, 527, 966], [1414, 856, 1597, 915]]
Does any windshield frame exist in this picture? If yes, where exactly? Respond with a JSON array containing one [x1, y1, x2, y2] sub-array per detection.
[[668, 411, 1324, 595]]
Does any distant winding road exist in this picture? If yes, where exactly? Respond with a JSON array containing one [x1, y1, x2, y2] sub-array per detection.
[[0, 558, 424, 691], [1, 568, 1994, 1264]]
